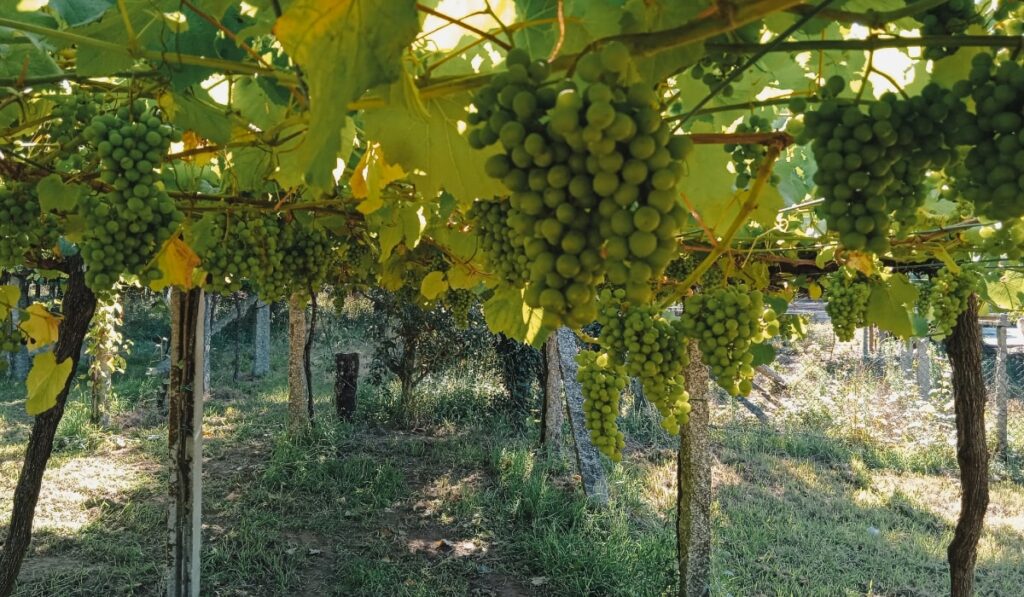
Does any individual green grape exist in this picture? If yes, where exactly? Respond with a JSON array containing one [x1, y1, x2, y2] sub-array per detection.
[[578, 349, 628, 461], [678, 284, 777, 396], [822, 269, 871, 341], [925, 266, 979, 339], [80, 102, 184, 293]]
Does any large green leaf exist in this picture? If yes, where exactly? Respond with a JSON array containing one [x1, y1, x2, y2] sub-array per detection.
[[483, 286, 549, 348], [36, 174, 84, 213], [274, 0, 419, 189], [983, 271, 1024, 311], [49, 0, 114, 26], [0, 29, 61, 78], [866, 282, 912, 338], [514, 0, 623, 59], [364, 89, 505, 205], [73, 0, 175, 75]]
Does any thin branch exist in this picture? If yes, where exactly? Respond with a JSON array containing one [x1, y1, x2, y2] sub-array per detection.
[[787, 0, 952, 28], [416, 3, 513, 50], [707, 35, 1024, 54], [676, 0, 839, 129], [547, 0, 567, 62]]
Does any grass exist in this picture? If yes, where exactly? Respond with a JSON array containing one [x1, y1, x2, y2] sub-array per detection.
[[0, 321, 1023, 596]]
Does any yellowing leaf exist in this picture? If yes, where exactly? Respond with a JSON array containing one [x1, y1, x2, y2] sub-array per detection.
[[275, 0, 419, 188], [26, 351, 73, 416], [0, 284, 19, 319], [19, 304, 62, 350], [150, 236, 202, 291], [807, 281, 822, 300], [845, 251, 875, 276], [447, 265, 482, 290], [483, 286, 549, 348], [350, 143, 407, 215], [420, 271, 448, 300]]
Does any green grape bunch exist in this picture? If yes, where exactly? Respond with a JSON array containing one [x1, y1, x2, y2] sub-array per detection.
[[949, 53, 1024, 222], [802, 80, 964, 253], [468, 199, 529, 285], [50, 93, 102, 161], [689, 23, 760, 97], [724, 115, 780, 189], [910, 0, 981, 60], [924, 266, 979, 339], [443, 289, 476, 329], [578, 349, 628, 461], [255, 216, 338, 302], [467, 42, 693, 328], [0, 185, 61, 267], [0, 316, 24, 374], [679, 284, 778, 396], [194, 212, 277, 295], [80, 100, 184, 292], [822, 269, 871, 341]]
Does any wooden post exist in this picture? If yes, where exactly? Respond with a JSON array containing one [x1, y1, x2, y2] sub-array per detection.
[[287, 294, 310, 433], [945, 295, 990, 597], [900, 339, 914, 377], [555, 327, 608, 506], [678, 341, 711, 597], [166, 288, 205, 597], [994, 314, 1009, 461], [10, 275, 30, 381], [252, 300, 270, 377], [916, 338, 931, 399], [334, 352, 359, 420], [541, 334, 564, 448]]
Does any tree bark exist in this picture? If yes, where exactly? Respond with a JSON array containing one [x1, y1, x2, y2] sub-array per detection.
[[540, 335, 563, 449], [252, 300, 270, 377], [555, 327, 608, 506], [678, 341, 712, 597], [334, 352, 359, 420], [0, 259, 97, 595], [166, 288, 206, 597], [945, 294, 990, 597], [994, 315, 1009, 462], [287, 295, 310, 434]]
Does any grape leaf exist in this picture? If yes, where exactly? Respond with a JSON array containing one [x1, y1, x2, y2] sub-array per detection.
[[0, 29, 61, 78], [350, 143, 407, 215], [447, 265, 483, 290], [48, 0, 115, 26], [149, 236, 201, 291], [866, 282, 912, 338], [676, 143, 737, 237], [420, 271, 448, 300], [36, 174, 84, 213], [73, 0, 176, 76], [26, 351, 73, 416], [19, 303, 62, 350], [274, 0, 419, 189], [363, 90, 505, 206], [0, 284, 19, 319], [514, 0, 623, 59], [983, 272, 1024, 311], [399, 204, 426, 250], [483, 286, 548, 348], [750, 342, 776, 367], [159, 89, 233, 145]]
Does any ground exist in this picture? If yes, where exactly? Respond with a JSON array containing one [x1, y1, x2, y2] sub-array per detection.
[[1, 325, 1024, 596]]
